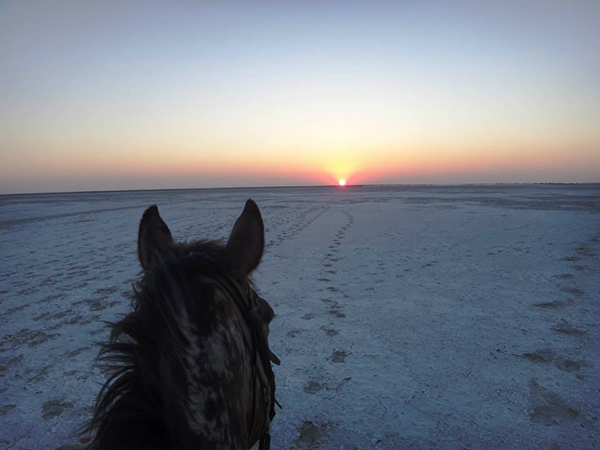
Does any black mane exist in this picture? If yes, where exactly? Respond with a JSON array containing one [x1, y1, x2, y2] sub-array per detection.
[[84, 241, 236, 449]]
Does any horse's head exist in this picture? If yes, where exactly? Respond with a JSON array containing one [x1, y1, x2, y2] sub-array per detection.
[[87, 199, 278, 450], [137, 199, 274, 331]]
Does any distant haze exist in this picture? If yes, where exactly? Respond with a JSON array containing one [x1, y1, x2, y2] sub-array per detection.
[[1, 0, 599, 194]]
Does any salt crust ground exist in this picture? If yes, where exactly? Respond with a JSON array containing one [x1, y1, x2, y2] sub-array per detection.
[[0, 184, 599, 449]]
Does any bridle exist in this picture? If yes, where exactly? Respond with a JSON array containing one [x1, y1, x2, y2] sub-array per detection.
[[192, 261, 280, 450]]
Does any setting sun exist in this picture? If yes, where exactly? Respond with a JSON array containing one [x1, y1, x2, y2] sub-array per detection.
[[338, 180, 347, 186]]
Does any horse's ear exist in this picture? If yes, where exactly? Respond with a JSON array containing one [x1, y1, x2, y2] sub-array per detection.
[[138, 205, 174, 270], [226, 199, 264, 279]]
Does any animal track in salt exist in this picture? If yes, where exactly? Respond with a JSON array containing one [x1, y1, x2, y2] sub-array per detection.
[[550, 323, 587, 336], [562, 256, 579, 262], [41, 400, 74, 421], [520, 349, 588, 374], [554, 273, 575, 280], [331, 350, 349, 363], [322, 327, 339, 336], [287, 328, 303, 338], [327, 308, 346, 319], [560, 287, 585, 297], [533, 300, 569, 309], [529, 379, 581, 426], [303, 380, 324, 394], [294, 421, 330, 449]]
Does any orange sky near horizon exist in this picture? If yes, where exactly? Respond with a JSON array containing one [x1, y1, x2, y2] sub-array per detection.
[[6, 139, 597, 192]]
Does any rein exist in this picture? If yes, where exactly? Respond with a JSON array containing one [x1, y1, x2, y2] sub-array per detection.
[[190, 260, 280, 450]]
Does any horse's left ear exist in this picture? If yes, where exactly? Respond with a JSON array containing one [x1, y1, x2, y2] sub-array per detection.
[[226, 199, 264, 279], [138, 205, 174, 270]]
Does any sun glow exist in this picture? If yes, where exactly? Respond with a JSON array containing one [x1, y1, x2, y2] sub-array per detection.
[[338, 179, 346, 186]]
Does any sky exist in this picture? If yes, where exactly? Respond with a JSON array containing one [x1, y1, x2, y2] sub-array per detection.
[[1, 0, 599, 194]]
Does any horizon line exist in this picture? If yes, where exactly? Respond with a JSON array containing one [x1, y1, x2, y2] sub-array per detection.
[[2, 181, 600, 197]]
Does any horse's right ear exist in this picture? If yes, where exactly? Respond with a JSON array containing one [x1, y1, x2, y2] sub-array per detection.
[[138, 205, 174, 270], [226, 199, 264, 280]]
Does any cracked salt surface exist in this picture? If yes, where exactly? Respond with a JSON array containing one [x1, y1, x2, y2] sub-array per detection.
[[1, 184, 599, 449]]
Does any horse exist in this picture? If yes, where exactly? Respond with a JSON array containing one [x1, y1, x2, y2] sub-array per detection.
[[84, 199, 279, 450]]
